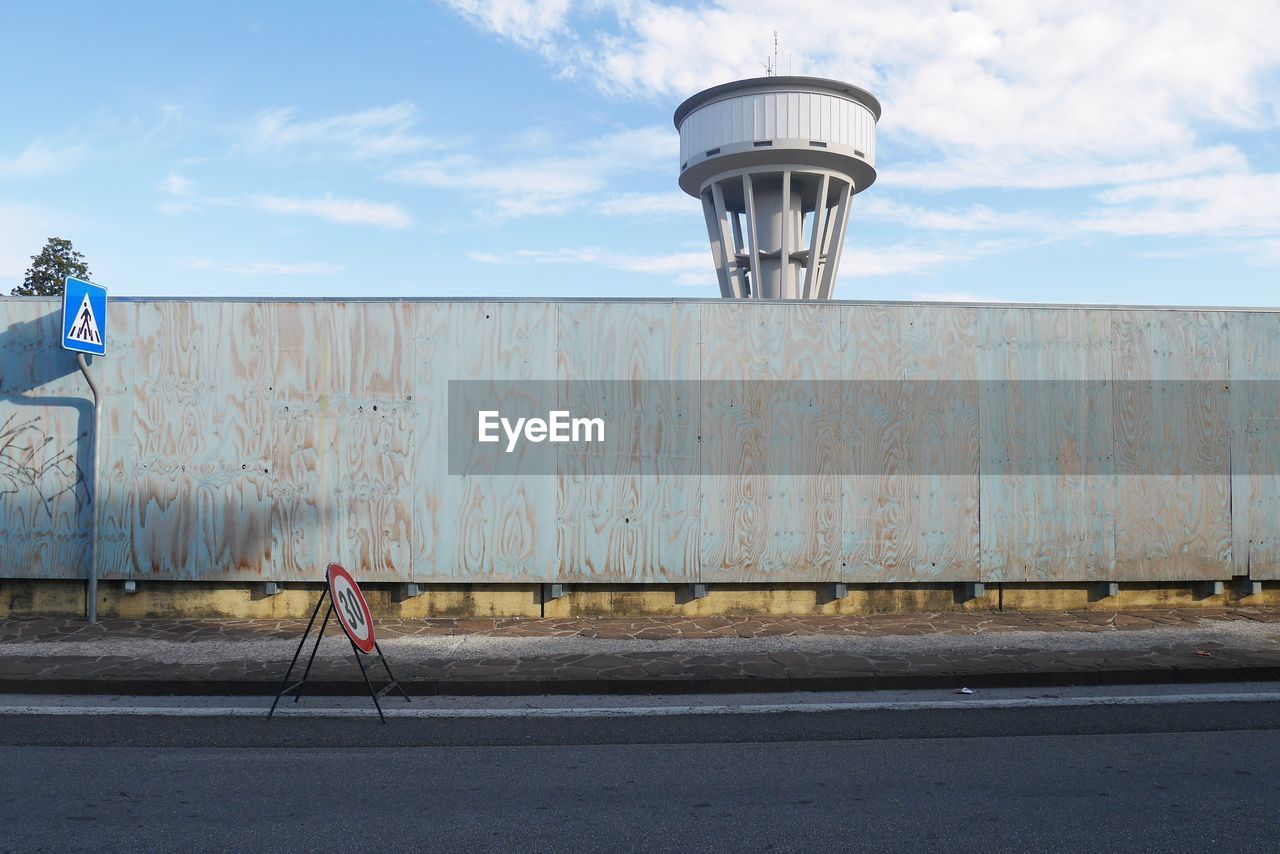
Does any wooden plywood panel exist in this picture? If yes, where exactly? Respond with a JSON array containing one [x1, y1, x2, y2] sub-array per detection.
[[1112, 310, 1230, 580], [96, 301, 138, 579], [840, 305, 980, 582], [413, 302, 557, 581], [700, 302, 842, 582], [131, 302, 276, 579], [0, 300, 91, 579], [1228, 312, 1280, 579], [899, 305, 981, 580], [271, 302, 413, 582], [555, 302, 701, 582], [979, 308, 1114, 581]]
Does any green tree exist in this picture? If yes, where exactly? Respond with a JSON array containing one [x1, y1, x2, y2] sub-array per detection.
[[10, 237, 92, 296]]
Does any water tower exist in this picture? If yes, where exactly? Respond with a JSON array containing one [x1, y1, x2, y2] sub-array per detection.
[[674, 76, 881, 299]]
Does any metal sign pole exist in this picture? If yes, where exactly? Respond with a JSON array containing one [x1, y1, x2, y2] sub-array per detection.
[[76, 353, 102, 624]]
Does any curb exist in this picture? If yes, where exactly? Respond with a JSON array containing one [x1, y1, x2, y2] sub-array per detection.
[[4, 665, 1279, 697]]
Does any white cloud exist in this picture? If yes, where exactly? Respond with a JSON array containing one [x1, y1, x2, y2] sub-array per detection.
[[249, 194, 413, 229], [155, 172, 234, 216], [470, 246, 714, 285], [859, 196, 1055, 232], [158, 172, 193, 196], [244, 103, 440, 160], [596, 192, 699, 217], [447, 1, 1280, 192], [443, 0, 576, 54], [1245, 240, 1280, 265], [155, 174, 414, 229], [389, 125, 675, 219], [181, 258, 345, 276], [0, 141, 87, 177], [1080, 172, 1280, 238], [467, 237, 1003, 288], [838, 244, 969, 278], [885, 145, 1250, 192]]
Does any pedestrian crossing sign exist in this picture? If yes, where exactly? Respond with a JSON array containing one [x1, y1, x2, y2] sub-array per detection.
[[61, 276, 107, 356]]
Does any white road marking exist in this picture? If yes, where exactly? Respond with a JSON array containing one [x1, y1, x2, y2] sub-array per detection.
[[1, 692, 1280, 719]]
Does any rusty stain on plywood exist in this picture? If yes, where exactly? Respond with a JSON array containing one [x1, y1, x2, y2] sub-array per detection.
[[3, 297, 1279, 585]]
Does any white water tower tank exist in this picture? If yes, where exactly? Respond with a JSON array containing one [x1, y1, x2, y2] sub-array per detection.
[[674, 76, 880, 299]]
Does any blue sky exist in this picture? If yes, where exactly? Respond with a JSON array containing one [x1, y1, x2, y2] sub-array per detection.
[[2, 1, 1279, 305]]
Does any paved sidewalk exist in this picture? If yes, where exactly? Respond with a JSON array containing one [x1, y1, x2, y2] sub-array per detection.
[[2, 609, 1279, 695]]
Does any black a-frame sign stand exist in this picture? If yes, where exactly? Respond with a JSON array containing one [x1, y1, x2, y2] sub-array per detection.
[[267, 588, 410, 723]]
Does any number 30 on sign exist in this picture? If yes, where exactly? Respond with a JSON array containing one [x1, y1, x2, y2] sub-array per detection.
[[326, 563, 376, 654]]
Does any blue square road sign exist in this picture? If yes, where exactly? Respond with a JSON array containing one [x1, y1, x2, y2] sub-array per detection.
[[61, 276, 107, 356]]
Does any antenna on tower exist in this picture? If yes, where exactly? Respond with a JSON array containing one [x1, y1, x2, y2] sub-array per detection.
[[763, 30, 780, 76]]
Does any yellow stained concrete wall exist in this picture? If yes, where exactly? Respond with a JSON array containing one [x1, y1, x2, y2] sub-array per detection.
[[2, 579, 1275, 619]]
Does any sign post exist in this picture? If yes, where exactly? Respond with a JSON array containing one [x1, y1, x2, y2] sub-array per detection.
[[267, 564, 410, 723], [61, 276, 107, 623]]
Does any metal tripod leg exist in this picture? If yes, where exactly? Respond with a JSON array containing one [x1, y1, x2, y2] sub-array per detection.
[[374, 640, 411, 702], [350, 637, 386, 724], [267, 592, 325, 720], [294, 603, 333, 703]]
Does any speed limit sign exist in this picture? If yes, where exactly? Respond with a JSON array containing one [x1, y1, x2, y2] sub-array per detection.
[[269, 563, 408, 722], [326, 563, 376, 654]]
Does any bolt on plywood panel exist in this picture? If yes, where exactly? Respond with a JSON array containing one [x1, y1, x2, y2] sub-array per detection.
[[841, 304, 981, 582], [699, 302, 843, 582], [1112, 310, 1231, 580], [555, 302, 701, 582], [979, 308, 1115, 581], [1228, 312, 1280, 580], [414, 302, 557, 582]]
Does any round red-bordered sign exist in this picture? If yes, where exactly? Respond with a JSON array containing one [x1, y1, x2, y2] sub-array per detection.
[[326, 563, 376, 654]]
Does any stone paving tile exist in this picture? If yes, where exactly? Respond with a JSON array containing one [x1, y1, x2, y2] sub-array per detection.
[[5, 609, 1280, 691]]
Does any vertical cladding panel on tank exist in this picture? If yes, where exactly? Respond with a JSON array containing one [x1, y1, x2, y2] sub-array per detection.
[[416, 302, 558, 582], [840, 305, 980, 582], [1112, 310, 1231, 580], [699, 302, 842, 582], [978, 308, 1116, 581], [555, 303, 701, 582], [678, 91, 877, 161], [1229, 313, 1280, 579]]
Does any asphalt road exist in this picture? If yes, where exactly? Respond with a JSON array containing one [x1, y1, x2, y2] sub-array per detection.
[[3, 697, 1279, 852]]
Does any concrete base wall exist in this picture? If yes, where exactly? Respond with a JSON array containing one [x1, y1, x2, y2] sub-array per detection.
[[2, 579, 1276, 619]]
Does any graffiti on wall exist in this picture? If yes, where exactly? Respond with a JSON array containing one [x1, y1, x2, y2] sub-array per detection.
[[0, 412, 88, 519]]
